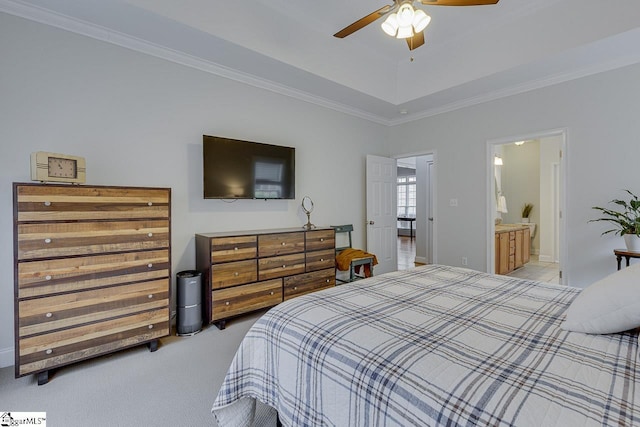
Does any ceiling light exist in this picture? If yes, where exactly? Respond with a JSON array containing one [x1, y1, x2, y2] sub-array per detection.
[[514, 141, 525, 146], [412, 9, 431, 33], [381, 2, 431, 40], [381, 13, 399, 36], [396, 3, 415, 27], [396, 25, 414, 39]]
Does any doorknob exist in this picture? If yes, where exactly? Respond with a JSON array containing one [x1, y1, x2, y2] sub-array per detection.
[[368, 220, 375, 225], [428, 217, 434, 222]]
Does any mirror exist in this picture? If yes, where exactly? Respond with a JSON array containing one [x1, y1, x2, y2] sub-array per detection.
[[301, 196, 315, 230]]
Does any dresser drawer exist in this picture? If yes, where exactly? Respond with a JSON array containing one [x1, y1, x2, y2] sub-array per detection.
[[211, 235, 257, 263], [18, 279, 169, 337], [306, 229, 335, 251], [18, 308, 169, 376], [258, 253, 305, 280], [17, 220, 169, 260], [212, 279, 282, 321], [211, 259, 257, 289], [258, 232, 305, 257], [306, 248, 335, 272], [284, 268, 335, 301], [17, 249, 169, 299], [15, 185, 170, 222]]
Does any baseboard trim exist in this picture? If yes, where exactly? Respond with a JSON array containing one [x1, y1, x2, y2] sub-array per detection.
[[0, 346, 14, 368], [539, 255, 553, 263], [414, 256, 427, 265]]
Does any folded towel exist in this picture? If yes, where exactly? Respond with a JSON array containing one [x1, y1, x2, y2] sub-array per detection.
[[497, 195, 508, 213], [336, 248, 378, 278]]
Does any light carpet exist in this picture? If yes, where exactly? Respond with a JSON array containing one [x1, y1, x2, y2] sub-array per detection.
[[0, 310, 276, 427]]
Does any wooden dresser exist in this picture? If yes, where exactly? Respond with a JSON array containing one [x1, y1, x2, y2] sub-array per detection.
[[196, 227, 336, 329], [13, 183, 171, 384]]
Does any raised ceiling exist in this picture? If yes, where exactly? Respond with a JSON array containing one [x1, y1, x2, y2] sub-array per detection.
[[3, 0, 640, 124]]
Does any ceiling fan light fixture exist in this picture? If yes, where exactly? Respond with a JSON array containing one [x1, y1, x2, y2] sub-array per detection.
[[396, 24, 414, 39], [412, 9, 431, 33], [381, 13, 399, 36], [396, 3, 415, 27]]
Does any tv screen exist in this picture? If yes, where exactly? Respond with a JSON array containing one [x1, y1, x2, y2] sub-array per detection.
[[203, 135, 295, 199]]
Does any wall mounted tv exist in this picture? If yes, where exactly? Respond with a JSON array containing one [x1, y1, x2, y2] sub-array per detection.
[[203, 135, 295, 200]]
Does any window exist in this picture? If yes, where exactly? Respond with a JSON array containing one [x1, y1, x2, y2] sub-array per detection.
[[397, 175, 416, 222], [254, 159, 284, 198]]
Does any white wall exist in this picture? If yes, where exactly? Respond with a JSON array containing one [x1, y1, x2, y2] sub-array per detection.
[[0, 14, 388, 367], [390, 62, 640, 287], [4, 11, 640, 369]]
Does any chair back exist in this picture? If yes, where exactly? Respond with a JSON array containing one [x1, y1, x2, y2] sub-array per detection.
[[331, 224, 354, 253]]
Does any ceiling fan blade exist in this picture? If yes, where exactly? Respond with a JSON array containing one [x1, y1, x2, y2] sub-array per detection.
[[418, 0, 498, 5], [406, 31, 425, 50], [333, 4, 394, 38]]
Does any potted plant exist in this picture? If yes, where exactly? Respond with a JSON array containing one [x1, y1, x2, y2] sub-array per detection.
[[591, 190, 640, 251], [521, 203, 533, 223]]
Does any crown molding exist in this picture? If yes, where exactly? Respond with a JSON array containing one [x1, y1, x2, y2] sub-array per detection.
[[0, 0, 392, 125], [390, 44, 640, 126], [2, 0, 640, 128]]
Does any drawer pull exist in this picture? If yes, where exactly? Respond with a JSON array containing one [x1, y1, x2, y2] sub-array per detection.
[[148, 202, 153, 206], [147, 263, 153, 268], [320, 238, 324, 242], [44, 238, 51, 244], [45, 349, 52, 355], [148, 325, 153, 329], [45, 312, 52, 318], [270, 291, 274, 295], [44, 201, 51, 206], [225, 301, 230, 306], [281, 242, 286, 246], [293, 286, 298, 290], [282, 265, 286, 268], [320, 258, 324, 262], [148, 232, 153, 237], [45, 275, 52, 281], [234, 272, 239, 276], [148, 294, 153, 299], [234, 247, 239, 251], [326, 279, 330, 283]]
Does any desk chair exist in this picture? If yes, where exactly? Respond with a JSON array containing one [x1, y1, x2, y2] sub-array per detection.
[[331, 224, 376, 283]]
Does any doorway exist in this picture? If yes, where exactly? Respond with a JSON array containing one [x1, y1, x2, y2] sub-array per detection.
[[395, 153, 435, 270], [487, 130, 566, 285]]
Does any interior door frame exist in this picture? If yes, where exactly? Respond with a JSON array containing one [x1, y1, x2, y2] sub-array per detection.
[[393, 149, 437, 266], [485, 128, 567, 285]]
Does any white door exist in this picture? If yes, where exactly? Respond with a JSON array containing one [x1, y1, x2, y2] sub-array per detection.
[[366, 155, 397, 274]]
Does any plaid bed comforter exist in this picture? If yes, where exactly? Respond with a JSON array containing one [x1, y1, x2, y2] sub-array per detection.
[[212, 265, 640, 426]]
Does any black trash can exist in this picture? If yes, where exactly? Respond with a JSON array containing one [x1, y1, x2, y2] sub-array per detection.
[[176, 270, 202, 336]]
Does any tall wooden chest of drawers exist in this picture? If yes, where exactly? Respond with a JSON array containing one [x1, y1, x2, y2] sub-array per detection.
[[13, 183, 171, 384], [195, 228, 335, 329]]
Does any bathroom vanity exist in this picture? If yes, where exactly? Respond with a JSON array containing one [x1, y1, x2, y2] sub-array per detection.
[[495, 224, 531, 275]]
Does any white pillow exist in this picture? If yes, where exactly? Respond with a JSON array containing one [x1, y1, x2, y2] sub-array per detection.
[[561, 262, 640, 334]]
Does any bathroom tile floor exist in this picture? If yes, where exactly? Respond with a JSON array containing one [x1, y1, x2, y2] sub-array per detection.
[[397, 237, 560, 286], [507, 256, 560, 285]]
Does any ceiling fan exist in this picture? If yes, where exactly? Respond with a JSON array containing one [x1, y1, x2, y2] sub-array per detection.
[[334, 0, 499, 51]]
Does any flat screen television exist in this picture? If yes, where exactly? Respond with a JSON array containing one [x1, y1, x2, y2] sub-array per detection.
[[203, 135, 295, 199]]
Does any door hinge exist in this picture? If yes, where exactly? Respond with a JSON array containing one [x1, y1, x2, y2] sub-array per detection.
[[559, 270, 563, 279], [559, 149, 563, 158]]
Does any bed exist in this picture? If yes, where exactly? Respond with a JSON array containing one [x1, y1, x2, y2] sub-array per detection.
[[212, 264, 640, 426]]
